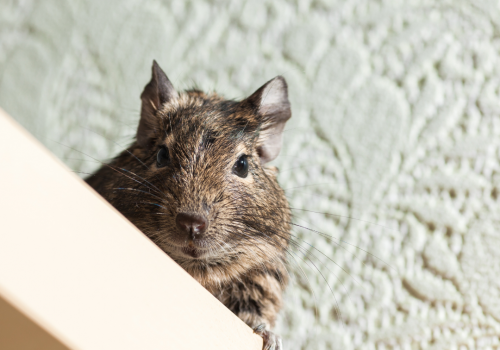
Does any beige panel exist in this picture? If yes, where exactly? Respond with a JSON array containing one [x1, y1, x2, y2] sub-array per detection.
[[0, 108, 262, 350]]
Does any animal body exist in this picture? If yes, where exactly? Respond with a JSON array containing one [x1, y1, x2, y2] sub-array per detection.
[[86, 61, 292, 349]]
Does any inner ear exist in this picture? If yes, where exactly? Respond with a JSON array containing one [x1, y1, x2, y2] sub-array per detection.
[[137, 60, 178, 148], [245, 76, 291, 164], [256, 122, 287, 164]]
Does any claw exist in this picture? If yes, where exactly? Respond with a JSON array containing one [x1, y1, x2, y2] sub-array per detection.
[[253, 325, 282, 350], [253, 324, 266, 334]]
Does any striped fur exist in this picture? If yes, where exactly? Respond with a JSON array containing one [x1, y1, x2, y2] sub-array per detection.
[[86, 62, 291, 347]]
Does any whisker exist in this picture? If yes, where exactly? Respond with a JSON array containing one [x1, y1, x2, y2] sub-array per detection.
[[290, 222, 396, 271], [119, 168, 169, 200], [283, 183, 334, 191], [141, 202, 169, 210], [53, 140, 167, 198], [236, 229, 345, 325], [289, 207, 398, 233], [223, 203, 395, 268], [241, 219, 360, 295], [80, 126, 153, 172], [113, 187, 167, 202]]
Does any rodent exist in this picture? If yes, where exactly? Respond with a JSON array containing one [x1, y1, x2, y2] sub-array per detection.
[[86, 60, 292, 350]]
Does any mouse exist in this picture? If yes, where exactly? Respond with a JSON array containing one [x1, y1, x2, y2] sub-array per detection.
[[86, 60, 292, 350]]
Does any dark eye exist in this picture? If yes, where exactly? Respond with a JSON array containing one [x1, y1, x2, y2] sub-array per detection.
[[233, 155, 249, 178], [156, 146, 170, 168]]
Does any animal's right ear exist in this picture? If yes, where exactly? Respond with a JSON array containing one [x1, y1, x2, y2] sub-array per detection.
[[137, 60, 178, 147]]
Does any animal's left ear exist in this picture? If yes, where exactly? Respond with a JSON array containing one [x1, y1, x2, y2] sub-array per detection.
[[245, 76, 291, 164]]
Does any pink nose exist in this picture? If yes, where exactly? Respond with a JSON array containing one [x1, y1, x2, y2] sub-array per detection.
[[176, 213, 208, 239]]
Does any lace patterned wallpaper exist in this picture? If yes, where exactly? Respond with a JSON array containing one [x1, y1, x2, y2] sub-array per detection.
[[2, 1, 500, 348]]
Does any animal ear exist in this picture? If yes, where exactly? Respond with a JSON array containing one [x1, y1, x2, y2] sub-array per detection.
[[137, 60, 178, 147], [245, 76, 291, 164]]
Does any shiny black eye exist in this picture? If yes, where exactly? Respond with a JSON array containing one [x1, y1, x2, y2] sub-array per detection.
[[156, 146, 170, 168], [233, 155, 249, 178]]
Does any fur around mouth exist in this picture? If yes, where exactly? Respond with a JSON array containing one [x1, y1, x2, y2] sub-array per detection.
[[181, 246, 204, 258]]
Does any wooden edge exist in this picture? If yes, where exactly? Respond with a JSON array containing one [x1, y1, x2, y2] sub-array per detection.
[[0, 291, 71, 350], [0, 108, 263, 350]]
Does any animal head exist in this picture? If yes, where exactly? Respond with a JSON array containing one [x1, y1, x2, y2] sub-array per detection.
[[106, 61, 292, 286]]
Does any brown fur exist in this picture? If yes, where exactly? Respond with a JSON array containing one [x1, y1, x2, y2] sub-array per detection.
[[86, 62, 291, 346]]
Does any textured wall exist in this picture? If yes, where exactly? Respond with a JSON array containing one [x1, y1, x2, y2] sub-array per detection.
[[2, 0, 500, 349]]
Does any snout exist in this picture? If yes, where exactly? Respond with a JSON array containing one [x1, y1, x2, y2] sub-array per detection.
[[176, 212, 208, 241]]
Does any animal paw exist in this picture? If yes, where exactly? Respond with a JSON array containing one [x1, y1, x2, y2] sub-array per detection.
[[253, 324, 283, 350]]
